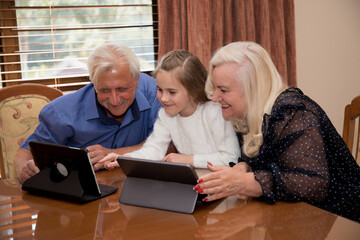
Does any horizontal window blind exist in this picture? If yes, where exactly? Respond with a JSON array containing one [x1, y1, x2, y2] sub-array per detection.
[[0, 0, 158, 91]]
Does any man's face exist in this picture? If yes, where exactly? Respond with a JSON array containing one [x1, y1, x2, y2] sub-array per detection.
[[94, 62, 138, 120]]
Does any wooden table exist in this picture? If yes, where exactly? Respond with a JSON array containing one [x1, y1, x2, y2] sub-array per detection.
[[1, 168, 359, 240]]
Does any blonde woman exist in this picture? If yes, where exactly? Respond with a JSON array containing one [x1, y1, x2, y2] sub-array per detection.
[[194, 41, 360, 223]]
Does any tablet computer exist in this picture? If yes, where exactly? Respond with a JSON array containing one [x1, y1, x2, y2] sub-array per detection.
[[116, 156, 201, 214], [22, 141, 117, 203]]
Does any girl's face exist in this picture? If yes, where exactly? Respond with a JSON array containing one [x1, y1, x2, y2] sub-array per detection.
[[211, 63, 247, 120], [156, 70, 197, 117]]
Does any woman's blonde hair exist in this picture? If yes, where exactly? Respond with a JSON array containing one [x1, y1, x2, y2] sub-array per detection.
[[153, 49, 208, 104], [205, 41, 286, 157]]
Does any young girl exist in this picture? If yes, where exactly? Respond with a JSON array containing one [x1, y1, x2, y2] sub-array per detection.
[[99, 50, 240, 169]]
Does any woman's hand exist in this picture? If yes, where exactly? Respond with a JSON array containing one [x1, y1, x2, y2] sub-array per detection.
[[193, 162, 262, 202]]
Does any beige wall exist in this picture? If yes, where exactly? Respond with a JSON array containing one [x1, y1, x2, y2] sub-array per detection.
[[294, 0, 360, 134]]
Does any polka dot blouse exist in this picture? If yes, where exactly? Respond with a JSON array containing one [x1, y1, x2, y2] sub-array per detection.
[[238, 87, 360, 223]]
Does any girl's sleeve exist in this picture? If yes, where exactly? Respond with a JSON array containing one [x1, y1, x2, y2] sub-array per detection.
[[193, 107, 240, 168], [128, 109, 172, 160]]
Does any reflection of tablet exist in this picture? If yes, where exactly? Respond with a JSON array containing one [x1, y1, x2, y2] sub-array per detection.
[[117, 156, 200, 214], [22, 141, 117, 203]]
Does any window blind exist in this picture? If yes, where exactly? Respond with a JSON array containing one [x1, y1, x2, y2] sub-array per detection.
[[0, 0, 158, 91]]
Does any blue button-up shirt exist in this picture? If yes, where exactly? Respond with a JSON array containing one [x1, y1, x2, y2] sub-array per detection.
[[21, 73, 161, 150]]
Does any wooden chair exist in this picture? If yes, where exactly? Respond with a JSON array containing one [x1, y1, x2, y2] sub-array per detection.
[[342, 95, 360, 165], [0, 84, 63, 179]]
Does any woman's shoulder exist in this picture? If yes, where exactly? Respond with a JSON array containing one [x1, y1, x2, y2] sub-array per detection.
[[270, 87, 326, 122], [276, 87, 304, 103], [274, 87, 320, 110]]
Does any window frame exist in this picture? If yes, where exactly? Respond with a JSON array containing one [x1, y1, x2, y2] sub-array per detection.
[[0, 0, 158, 91]]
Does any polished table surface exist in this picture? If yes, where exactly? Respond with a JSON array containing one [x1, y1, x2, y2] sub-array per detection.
[[1, 168, 359, 240]]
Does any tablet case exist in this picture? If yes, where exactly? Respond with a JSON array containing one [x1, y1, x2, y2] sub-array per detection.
[[117, 156, 202, 214], [21, 141, 118, 203]]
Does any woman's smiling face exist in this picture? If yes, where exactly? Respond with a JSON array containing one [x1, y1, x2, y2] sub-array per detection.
[[211, 63, 247, 120]]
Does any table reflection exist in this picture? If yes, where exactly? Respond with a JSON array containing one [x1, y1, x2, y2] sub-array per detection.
[[195, 196, 337, 240], [22, 194, 99, 239], [1, 168, 359, 240]]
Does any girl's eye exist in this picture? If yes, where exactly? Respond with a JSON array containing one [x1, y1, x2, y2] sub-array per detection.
[[169, 91, 176, 95]]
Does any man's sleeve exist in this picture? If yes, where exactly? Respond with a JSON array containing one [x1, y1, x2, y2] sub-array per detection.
[[20, 104, 73, 150], [138, 73, 162, 133]]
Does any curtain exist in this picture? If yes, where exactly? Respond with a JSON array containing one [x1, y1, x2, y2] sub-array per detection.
[[157, 0, 296, 86]]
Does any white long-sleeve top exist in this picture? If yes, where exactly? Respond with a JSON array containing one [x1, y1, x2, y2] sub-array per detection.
[[127, 101, 240, 168]]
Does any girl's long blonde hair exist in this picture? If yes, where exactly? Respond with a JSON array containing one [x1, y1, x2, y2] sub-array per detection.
[[205, 41, 286, 157]]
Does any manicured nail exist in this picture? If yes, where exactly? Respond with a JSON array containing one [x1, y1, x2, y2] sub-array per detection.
[[193, 185, 200, 191], [203, 198, 208, 202], [197, 189, 203, 193], [198, 178, 203, 183], [207, 161, 213, 166]]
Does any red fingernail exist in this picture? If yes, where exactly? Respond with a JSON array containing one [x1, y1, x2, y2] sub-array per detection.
[[198, 178, 203, 183], [203, 198, 208, 202], [197, 189, 203, 193], [207, 161, 213, 166], [193, 185, 200, 190]]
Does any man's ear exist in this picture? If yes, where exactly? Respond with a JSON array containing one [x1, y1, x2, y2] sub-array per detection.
[[135, 75, 139, 88]]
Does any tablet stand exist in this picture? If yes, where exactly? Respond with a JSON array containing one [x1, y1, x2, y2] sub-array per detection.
[[22, 162, 117, 203], [120, 176, 199, 214], [117, 157, 205, 214]]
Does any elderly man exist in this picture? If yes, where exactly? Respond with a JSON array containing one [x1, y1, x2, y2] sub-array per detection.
[[14, 43, 161, 183]]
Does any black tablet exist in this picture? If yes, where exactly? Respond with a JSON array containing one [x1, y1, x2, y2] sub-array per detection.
[[117, 156, 199, 184], [22, 141, 117, 203], [116, 156, 201, 213]]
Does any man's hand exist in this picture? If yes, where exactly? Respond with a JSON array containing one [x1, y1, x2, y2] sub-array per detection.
[[18, 159, 40, 184], [86, 144, 111, 170], [86, 142, 145, 171], [13, 148, 39, 184]]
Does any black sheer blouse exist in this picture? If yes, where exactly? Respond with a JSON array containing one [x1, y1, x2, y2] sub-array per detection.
[[238, 87, 360, 222]]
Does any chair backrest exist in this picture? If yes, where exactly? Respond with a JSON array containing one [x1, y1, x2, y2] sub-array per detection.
[[0, 84, 63, 179], [342, 95, 360, 165]]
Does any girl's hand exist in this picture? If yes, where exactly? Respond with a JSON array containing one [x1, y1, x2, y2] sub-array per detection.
[[96, 153, 120, 170], [161, 153, 194, 165]]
